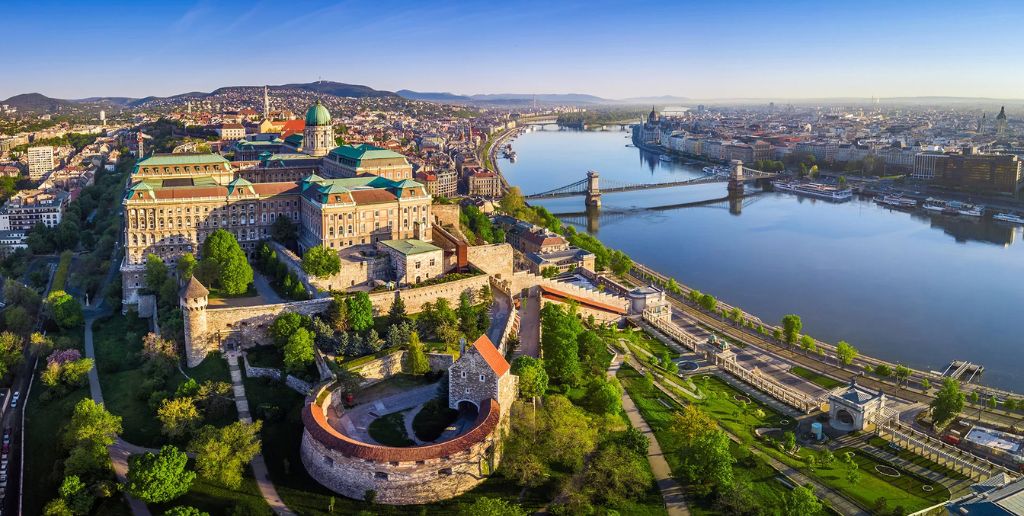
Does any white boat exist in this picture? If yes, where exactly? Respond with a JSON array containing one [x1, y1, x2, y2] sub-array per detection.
[[659, 155, 673, 162], [874, 194, 917, 209], [772, 181, 853, 202], [922, 198, 949, 213], [948, 201, 984, 217], [994, 212, 1024, 224]]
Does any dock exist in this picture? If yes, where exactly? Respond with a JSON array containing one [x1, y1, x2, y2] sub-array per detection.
[[942, 360, 985, 383]]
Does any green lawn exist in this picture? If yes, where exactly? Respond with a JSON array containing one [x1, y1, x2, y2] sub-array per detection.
[[866, 436, 971, 483], [412, 398, 458, 442], [614, 325, 680, 359], [23, 381, 90, 516], [368, 411, 415, 447], [150, 468, 270, 515], [790, 366, 844, 390], [93, 313, 235, 447], [617, 364, 819, 515], [246, 345, 284, 369]]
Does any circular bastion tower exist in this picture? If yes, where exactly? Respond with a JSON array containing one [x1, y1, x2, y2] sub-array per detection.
[[179, 276, 211, 368]]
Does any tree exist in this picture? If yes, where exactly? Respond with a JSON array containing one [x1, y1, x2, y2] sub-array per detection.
[[283, 328, 315, 374], [511, 356, 548, 400], [4, 305, 32, 335], [584, 378, 623, 415], [388, 295, 407, 326], [404, 332, 430, 375], [176, 253, 198, 280], [1004, 399, 1018, 412], [498, 186, 527, 216], [301, 246, 340, 278], [144, 254, 169, 292], [460, 497, 528, 516], [540, 303, 583, 385], [843, 452, 860, 484], [158, 397, 202, 439], [836, 341, 858, 369], [45, 290, 83, 329], [781, 314, 802, 347], [921, 378, 931, 391], [688, 427, 735, 491], [874, 364, 892, 378], [269, 312, 308, 348], [325, 294, 349, 332], [63, 399, 122, 476], [697, 293, 717, 312], [783, 431, 797, 452], [620, 427, 649, 456], [163, 507, 209, 516], [894, 364, 911, 387], [126, 445, 195, 503], [141, 332, 177, 362], [786, 484, 823, 516], [200, 230, 253, 295], [799, 334, 814, 355], [270, 216, 298, 245], [0, 332, 24, 379], [188, 421, 262, 489], [346, 292, 374, 332], [987, 395, 999, 412], [583, 443, 654, 505]]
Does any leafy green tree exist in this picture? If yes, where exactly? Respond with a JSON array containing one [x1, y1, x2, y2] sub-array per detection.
[[45, 290, 83, 329], [698, 293, 717, 311], [283, 328, 315, 374], [786, 484, 823, 516], [583, 443, 654, 505], [176, 253, 198, 280], [1004, 398, 1018, 412], [57, 475, 94, 515], [511, 356, 548, 400], [125, 445, 195, 503], [987, 395, 999, 411], [619, 427, 649, 456], [269, 312, 309, 348], [188, 421, 262, 489], [157, 397, 201, 439], [200, 230, 253, 295], [43, 498, 74, 516], [163, 507, 209, 516], [498, 186, 527, 216], [346, 292, 374, 332], [63, 399, 122, 476], [4, 305, 32, 335], [404, 332, 430, 375], [836, 341, 857, 369], [781, 314, 802, 347], [301, 245, 341, 278], [144, 254, 169, 291], [874, 364, 892, 378], [843, 452, 860, 484], [325, 294, 349, 332], [270, 216, 298, 245], [0, 332, 24, 379], [536, 395, 598, 471], [539, 303, 583, 385], [459, 496, 527, 516], [799, 334, 814, 355], [583, 377, 623, 415], [921, 378, 931, 391], [894, 364, 911, 387]]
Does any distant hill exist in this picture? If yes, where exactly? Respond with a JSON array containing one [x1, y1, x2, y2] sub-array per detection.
[[618, 95, 691, 105], [277, 81, 397, 98], [397, 90, 472, 102], [2, 93, 74, 113], [74, 96, 137, 106]]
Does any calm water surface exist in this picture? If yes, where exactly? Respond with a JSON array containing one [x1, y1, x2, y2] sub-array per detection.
[[500, 126, 1024, 391]]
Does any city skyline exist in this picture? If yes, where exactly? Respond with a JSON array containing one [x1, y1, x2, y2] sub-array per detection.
[[5, 0, 1024, 101]]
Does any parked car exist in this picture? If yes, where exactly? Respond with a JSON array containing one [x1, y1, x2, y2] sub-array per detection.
[[9, 391, 19, 408]]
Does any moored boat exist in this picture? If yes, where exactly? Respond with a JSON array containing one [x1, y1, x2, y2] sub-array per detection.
[[994, 212, 1024, 224], [772, 181, 853, 202]]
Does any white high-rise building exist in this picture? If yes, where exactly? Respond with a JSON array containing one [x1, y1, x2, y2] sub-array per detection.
[[27, 146, 54, 180]]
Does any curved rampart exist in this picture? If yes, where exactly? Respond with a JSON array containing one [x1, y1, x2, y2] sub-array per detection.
[[300, 389, 502, 504]]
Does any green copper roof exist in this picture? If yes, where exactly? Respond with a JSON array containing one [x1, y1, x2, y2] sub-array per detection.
[[305, 101, 332, 126], [379, 239, 441, 256], [328, 143, 406, 161]]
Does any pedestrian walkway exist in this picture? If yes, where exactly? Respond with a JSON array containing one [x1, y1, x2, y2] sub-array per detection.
[[226, 353, 295, 516], [609, 353, 690, 516], [515, 293, 541, 359], [84, 315, 152, 516]]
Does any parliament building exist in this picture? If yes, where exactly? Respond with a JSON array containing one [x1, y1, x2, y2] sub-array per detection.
[[121, 102, 431, 306]]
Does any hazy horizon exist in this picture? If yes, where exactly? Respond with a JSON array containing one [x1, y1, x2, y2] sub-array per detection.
[[4, 0, 1023, 101]]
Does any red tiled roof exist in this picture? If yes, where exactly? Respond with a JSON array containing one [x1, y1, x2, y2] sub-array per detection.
[[471, 335, 510, 376], [351, 189, 397, 204], [252, 182, 299, 196], [302, 398, 499, 462], [153, 186, 226, 199], [280, 120, 305, 138]]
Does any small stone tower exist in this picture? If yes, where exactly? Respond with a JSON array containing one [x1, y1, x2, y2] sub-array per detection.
[[728, 159, 745, 196], [585, 170, 601, 208], [180, 276, 210, 367]]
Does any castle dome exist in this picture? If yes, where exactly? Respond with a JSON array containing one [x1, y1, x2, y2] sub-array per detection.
[[305, 101, 332, 126]]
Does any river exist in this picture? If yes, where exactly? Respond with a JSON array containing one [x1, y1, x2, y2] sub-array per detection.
[[498, 126, 1024, 392]]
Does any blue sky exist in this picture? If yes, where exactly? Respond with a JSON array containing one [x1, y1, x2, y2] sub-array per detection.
[[4, 0, 1023, 100]]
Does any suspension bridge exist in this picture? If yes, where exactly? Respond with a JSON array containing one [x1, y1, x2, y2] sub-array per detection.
[[522, 160, 779, 208]]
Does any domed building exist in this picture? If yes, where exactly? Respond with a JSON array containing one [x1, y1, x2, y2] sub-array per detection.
[[303, 100, 335, 157]]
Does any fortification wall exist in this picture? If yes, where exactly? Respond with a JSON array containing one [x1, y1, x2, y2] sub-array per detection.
[[345, 351, 454, 388], [466, 244, 513, 279], [431, 204, 461, 228]]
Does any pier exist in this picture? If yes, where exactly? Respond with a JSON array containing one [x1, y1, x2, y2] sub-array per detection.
[[942, 360, 985, 383]]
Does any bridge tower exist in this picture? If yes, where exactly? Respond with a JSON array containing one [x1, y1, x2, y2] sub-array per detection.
[[727, 160, 745, 196], [585, 170, 602, 208]]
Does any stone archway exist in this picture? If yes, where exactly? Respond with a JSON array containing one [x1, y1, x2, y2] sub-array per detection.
[[456, 400, 479, 418], [836, 409, 855, 426]]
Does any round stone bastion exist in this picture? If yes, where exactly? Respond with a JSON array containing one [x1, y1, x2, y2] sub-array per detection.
[[300, 385, 503, 505]]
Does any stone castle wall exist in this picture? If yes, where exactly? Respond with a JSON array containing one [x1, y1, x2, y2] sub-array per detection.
[[345, 350, 454, 388], [430, 204, 461, 228], [186, 275, 490, 366], [466, 243, 513, 279]]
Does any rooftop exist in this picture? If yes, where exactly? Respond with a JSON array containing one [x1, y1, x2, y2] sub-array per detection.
[[135, 153, 230, 167], [469, 334, 510, 377], [328, 143, 406, 162], [378, 239, 441, 256]]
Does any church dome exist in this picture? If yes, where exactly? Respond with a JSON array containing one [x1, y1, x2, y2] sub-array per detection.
[[305, 101, 332, 126]]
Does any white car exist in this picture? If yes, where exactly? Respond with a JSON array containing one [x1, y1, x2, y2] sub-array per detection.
[[9, 391, 19, 408]]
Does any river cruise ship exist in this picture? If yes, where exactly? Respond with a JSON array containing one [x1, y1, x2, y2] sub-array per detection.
[[994, 212, 1024, 224], [772, 180, 853, 202], [874, 194, 917, 209], [922, 198, 985, 217]]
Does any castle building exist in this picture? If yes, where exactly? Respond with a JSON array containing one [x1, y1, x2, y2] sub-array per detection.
[[321, 143, 414, 180], [121, 101, 434, 307]]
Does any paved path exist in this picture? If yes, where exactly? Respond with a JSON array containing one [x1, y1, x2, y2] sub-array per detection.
[[226, 354, 295, 515], [84, 315, 152, 516], [609, 353, 690, 516], [515, 293, 541, 359]]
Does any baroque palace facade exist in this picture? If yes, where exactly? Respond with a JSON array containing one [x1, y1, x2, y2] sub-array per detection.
[[121, 102, 429, 306]]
